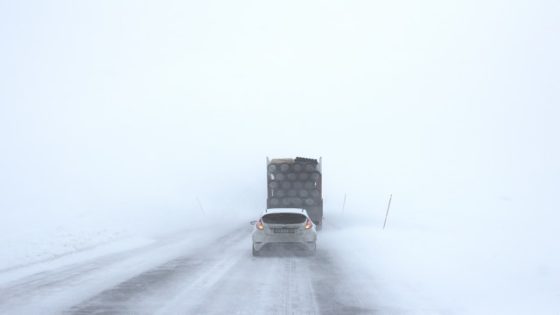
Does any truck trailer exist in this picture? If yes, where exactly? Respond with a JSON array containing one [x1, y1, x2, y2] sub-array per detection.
[[266, 157, 323, 228]]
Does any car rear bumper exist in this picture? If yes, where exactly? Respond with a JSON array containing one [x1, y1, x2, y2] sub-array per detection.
[[254, 242, 316, 252], [252, 232, 316, 251]]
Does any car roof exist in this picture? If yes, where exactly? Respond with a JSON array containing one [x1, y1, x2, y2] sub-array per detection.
[[264, 208, 308, 215]]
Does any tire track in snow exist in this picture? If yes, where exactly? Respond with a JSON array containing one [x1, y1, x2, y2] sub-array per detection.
[[67, 228, 247, 314], [3, 220, 384, 314], [169, 250, 321, 314], [69, 227, 379, 314]]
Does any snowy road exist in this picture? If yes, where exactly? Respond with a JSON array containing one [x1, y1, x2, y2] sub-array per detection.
[[0, 225, 378, 314]]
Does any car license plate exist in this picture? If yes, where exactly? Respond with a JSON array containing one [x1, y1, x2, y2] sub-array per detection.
[[273, 228, 296, 234]]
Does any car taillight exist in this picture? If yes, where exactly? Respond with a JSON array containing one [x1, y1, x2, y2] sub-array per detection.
[[305, 218, 313, 229], [256, 219, 265, 230]]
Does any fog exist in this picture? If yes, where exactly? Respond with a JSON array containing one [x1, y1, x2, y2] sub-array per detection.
[[1, 0, 559, 311], [2, 0, 558, 225]]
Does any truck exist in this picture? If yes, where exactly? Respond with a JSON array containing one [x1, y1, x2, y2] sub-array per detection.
[[266, 157, 323, 228]]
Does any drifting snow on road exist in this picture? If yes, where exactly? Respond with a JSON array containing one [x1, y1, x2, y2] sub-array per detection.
[[0, 225, 378, 315]]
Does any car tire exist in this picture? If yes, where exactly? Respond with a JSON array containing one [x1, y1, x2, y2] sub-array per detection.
[[252, 244, 260, 257]]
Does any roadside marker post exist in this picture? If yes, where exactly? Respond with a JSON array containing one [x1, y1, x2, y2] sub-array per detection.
[[196, 196, 206, 215], [383, 194, 392, 230]]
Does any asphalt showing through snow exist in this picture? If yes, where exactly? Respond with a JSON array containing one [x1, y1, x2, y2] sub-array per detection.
[[0, 226, 379, 314]]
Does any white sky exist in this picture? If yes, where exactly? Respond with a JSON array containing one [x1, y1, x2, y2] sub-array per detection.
[[1, 0, 559, 228]]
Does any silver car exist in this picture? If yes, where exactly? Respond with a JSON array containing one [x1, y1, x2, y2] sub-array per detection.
[[252, 208, 317, 256]]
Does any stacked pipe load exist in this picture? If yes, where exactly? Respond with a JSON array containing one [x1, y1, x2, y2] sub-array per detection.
[[267, 157, 321, 208]]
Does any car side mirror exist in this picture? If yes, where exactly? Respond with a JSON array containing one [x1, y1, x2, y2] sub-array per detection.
[[249, 220, 257, 225]]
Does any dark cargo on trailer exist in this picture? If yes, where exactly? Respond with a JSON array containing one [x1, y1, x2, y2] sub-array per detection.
[[266, 157, 323, 228]]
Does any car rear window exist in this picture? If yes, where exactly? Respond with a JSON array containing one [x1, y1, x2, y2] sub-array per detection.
[[262, 213, 307, 224]]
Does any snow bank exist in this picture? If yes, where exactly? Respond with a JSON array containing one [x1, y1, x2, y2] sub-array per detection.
[[0, 202, 253, 272], [0, 221, 129, 272]]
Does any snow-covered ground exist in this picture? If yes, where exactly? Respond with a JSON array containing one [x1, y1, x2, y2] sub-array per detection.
[[322, 204, 560, 315], [0, 208, 246, 273], [0, 222, 248, 314], [0, 220, 132, 272], [0, 203, 557, 314]]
